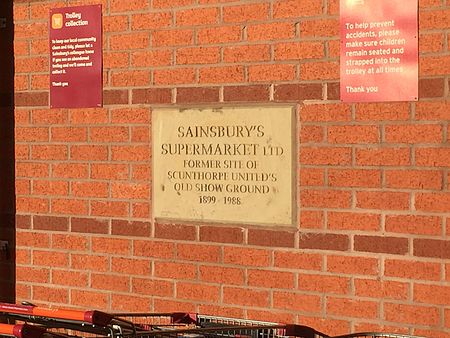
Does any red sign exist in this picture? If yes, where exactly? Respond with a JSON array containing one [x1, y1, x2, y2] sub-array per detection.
[[340, 0, 418, 102], [49, 5, 102, 108]]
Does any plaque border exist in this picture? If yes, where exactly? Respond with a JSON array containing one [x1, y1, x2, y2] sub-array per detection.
[[151, 103, 298, 228]]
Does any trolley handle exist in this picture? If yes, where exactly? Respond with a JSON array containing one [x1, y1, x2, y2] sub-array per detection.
[[0, 323, 46, 338], [0, 302, 113, 326]]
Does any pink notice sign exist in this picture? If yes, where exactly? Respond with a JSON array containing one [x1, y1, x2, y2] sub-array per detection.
[[49, 5, 102, 108], [340, 0, 418, 102]]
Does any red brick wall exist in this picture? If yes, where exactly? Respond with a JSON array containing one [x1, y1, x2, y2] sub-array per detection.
[[13, 0, 450, 336]]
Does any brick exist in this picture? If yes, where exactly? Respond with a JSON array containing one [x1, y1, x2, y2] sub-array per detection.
[[15, 22, 47, 39], [419, 78, 445, 98], [223, 247, 270, 267], [355, 279, 408, 300], [52, 269, 88, 287], [301, 19, 339, 37], [273, 251, 322, 271], [176, 7, 218, 26], [33, 180, 69, 196], [155, 223, 196, 241], [103, 90, 129, 105], [111, 108, 150, 124], [301, 61, 339, 80], [153, 0, 195, 8], [155, 262, 197, 280], [419, 33, 444, 54], [71, 217, 109, 234], [16, 267, 49, 283], [16, 197, 49, 213], [132, 12, 172, 30], [275, 42, 324, 61], [414, 238, 450, 259], [15, 56, 48, 73], [415, 192, 450, 212], [300, 167, 325, 186], [71, 290, 108, 309], [91, 201, 129, 217], [273, 0, 323, 18], [355, 103, 410, 121], [110, 0, 148, 12], [198, 305, 244, 320], [420, 55, 450, 76], [414, 283, 450, 305], [224, 85, 269, 102], [71, 182, 109, 198], [248, 269, 295, 289], [327, 255, 379, 275], [301, 104, 352, 122], [273, 292, 322, 313], [112, 257, 150, 275], [92, 237, 131, 255], [356, 191, 410, 210], [152, 29, 193, 47], [416, 147, 450, 167], [385, 124, 443, 144], [384, 303, 440, 326], [31, 145, 67, 161], [112, 145, 150, 161], [16, 215, 31, 230], [328, 169, 381, 188], [111, 294, 151, 312], [199, 225, 243, 244], [327, 297, 379, 319], [69, 108, 107, 124], [91, 273, 129, 292], [301, 190, 352, 209], [156, 68, 197, 85], [16, 231, 49, 248], [51, 127, 87, 142], [112, 220, 151, 237], [327, 212, 381, 231], [197, 26, 242, 45], [134, 240, 175, 259], [33, 215, 68, 231], [51, 199, 88, 215], [248, 229, 295, 248], [356, 147, 410, 166], [52, 234, 88, 251], [177, 282, 219, 301], [223, 3, 269, 23], [297, 317, 350, 337], [199, 66, 244, 83], [223, 45, 270, 63], [31, 75, 49, 90], [300, 210, 324, 229], [177, 47, 220, 65], [199, 265, 244, 285], [385, 259, 440, 281], [248, 64, 296, 82], [385, 215, 442, 236], [132, 164, 151, 180], [386, 169, 443, 190], [111, 70, 151, 87], [15, 92, 48, 107], [153, 298, 195, 313], [354, 235, 409, 255], [104, 15, 128, 32], [111, 182, 150, 200], [71, 254, 109, 272], [247, 22, 295, 41], [51, 163, 87, 179], [298, 273, 350, 294], [133, 278, 174, 297], [176, 87, 219, 103], [16, 163, 49, 178], [16, 179, 31, 194], [132, 202, 150, 218], [131, 50, 172, 67], [328, 125, 380, 144], [15, 127, 48, 142], [300, 147, 352, 165], [419, 9, 450, 30], [33, 285, 68, 304], [16, 146, 30, 161], [110, 32, 149, 50], [132, 88, 172, 104], [33, 250, 69, 267], [223, 287, 269, 307], [177, 243, 220, 263], [299, 233, 349, 251], [70, 145, 108, 161], [274, 84, 322, 101]]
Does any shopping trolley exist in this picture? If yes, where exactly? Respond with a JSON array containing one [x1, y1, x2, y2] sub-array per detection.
[[330, 334, 424, 338], [0, 323, 48, 338]]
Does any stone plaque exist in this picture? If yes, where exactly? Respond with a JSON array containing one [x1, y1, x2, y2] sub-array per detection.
[[152, 106, 295, 226]]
